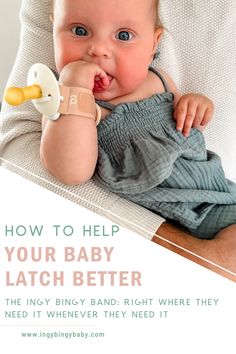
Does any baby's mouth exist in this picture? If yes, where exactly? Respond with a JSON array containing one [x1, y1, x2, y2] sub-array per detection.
[[106, 74, 113, 83], [93, 73, 113, 92]]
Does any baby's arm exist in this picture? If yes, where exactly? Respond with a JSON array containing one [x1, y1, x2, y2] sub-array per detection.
[[40, 61, 109, 185], [159, 70, 214, 137]]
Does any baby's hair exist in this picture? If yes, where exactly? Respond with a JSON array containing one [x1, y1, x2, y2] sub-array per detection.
[[50, 0, 162, 28]]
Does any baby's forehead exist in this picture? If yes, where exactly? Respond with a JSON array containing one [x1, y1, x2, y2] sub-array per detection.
[[53, 0, 157, 8], [53, 0, 159, 26], [53, 0, 158, 16]]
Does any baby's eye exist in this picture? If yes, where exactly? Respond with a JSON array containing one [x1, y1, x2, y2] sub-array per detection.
[[116, 30, 133, 41], [72, 26, 89, 36]]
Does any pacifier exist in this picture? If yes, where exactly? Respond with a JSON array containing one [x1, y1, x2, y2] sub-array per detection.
[[5, 64, 61, 120], [4, 63, 101, 124]]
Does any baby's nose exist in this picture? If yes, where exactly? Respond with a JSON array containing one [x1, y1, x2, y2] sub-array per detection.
[[88, 39, 111, 58]]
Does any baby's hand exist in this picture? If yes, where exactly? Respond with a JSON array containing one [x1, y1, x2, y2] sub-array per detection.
[[59, 60, 110, 92], [173, 94, 214, 137]]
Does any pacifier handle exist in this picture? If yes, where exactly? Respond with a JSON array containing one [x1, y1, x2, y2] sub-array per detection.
[[4, 85, 42, 106], [4, 64, 61, 119]]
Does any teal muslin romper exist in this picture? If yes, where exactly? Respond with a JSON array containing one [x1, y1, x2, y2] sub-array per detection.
[[94, 68, 236, 239]]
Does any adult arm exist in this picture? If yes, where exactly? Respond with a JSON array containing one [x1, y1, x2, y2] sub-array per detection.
[[153, 222, 236, 281]]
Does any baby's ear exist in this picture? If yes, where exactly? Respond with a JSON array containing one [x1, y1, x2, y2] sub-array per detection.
[[153, 27, 163, 52], [150, 27, 163, 63], [50, 15, 54, 23]]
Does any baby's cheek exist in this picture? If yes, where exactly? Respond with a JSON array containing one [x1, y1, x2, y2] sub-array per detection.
[[120, 70, 146, 91], [54, 50, 69, 73], [55, 41, 80, 72]]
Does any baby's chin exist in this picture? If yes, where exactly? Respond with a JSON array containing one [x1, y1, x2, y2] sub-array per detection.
[[93, 88, 118, 102]]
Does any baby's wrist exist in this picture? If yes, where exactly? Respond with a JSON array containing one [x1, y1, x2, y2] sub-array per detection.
[[59, 77, 92, 91], [57, 85, 101, 125], [59, 67, 93, 91]]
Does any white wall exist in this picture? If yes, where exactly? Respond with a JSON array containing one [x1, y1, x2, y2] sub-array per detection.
[[0, 1, 22, 101]]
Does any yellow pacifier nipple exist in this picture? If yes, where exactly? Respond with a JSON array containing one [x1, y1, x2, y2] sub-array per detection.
[[4, 85, 42, 106]]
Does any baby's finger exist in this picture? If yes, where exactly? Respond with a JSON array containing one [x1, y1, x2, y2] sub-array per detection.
[[100, 75, 110, 87], [94, 71, 109, 89], [182, 103, 198, 137], [174, 101, 188, 132], [200, 106, 214, 126], [96, 68, 110, 85], [192, 105, 207, 128]]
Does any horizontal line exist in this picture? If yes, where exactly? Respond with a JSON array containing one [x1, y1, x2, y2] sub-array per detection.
[[0, 324, 96, 327]]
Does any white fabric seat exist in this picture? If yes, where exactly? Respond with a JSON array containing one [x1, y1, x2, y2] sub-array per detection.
[[158, 0, 236, 181]]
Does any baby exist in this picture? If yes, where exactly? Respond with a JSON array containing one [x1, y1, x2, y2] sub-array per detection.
[[41, 0, 236, 239]]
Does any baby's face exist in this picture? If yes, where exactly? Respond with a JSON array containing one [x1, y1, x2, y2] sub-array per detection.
[[53, 0, 162, 101]]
